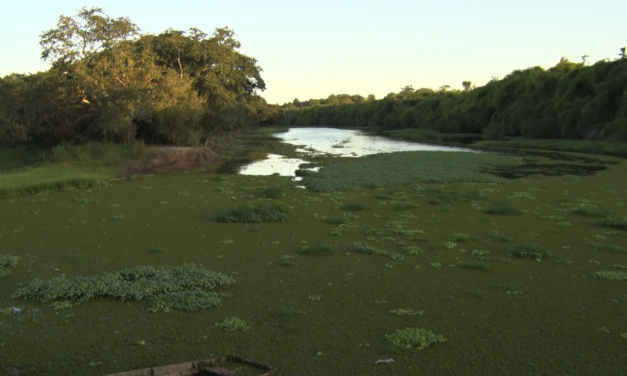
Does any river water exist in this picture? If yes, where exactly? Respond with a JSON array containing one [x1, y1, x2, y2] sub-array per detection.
[[230, 127, 472, 178]]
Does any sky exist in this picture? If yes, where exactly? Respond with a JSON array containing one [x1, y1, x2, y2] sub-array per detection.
[[1, 0, 625, 105]]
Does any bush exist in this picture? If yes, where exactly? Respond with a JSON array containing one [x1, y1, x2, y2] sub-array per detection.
[[217, 200, 292, 223]]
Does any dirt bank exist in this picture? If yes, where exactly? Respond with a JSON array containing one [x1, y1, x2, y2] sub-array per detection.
[[125, 146, 220, 175]]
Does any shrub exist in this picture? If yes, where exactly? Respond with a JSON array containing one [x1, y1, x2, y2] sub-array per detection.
[[217, 200, 292, 223], [385, 327, 447, 350], [507, 243, 550, 259], [0, 254, 20, 277]]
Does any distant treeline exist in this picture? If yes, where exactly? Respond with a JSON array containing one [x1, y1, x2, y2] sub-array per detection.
[[0, 7, 283, 147], [284, 50, 627, 141]]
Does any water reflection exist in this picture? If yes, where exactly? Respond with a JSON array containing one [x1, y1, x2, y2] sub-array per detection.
[[275, 127, 470, 157], [224, 127, 472, 177]]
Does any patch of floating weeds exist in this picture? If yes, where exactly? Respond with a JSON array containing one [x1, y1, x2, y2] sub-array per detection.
[[0, 254, 20, 277], [220, 239, 234, 244], [486, 230, 514, 242], [12, 264, 235, 310], [390, 203, 419, 211], [483, 201, 523, 216], [590, 243, 625, 254], [299, 244, 336, 256], [598, 216, 627, 230], [279, 255, 295, 266], [541, 215, 563, 221], [260, 186, 286, 199], [388, 309, 425, 316], [111, 214, 125, 221], [214, 317, 250, 332], [385, 327, 447, 351], [507, 192, 535, 199], [404, 246, 422, 255], [443, 241, 457, 249], [148, 289, 221, 312], [272, 308, 304, 321], [430, 262, 442, 268], [507, 243, 550, 259], [472, 250, 490, 256], [590, 271, 627, 280], [324, 217, 348, 225], [556, 221, 572, 227], [570, 207, 610, 218], [338, 203, 371, 211], [612, 264, 627, 269], [71, 197, 100, 204], [217, 200, 292, 223], [452, 233, 472, 242], [384, 263, 394, 269], [63, 254, 85, 265], [458, 262, 490, 271], [148, 246, 165, 253]]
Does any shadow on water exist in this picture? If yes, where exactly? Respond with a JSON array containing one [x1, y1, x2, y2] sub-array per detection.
[[490, 163, 607, 179]]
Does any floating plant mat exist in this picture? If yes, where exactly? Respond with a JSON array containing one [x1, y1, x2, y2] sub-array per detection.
[[296, 150, 523, 192], [12, 264, 235, 311]]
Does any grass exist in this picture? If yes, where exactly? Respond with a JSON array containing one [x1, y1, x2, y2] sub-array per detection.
[[217, 200, 292, 223], [385, 327, 447, 350], [483, 201, 523, 215], [507, 243, 551, 259], [299, 244, 336, 256], [11, 264, 235, 310], [298, 151, 522, 192], [475, 139, 627, 158]]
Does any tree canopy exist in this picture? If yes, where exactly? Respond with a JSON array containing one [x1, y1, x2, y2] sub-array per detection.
[[0, 7, 281, 147]]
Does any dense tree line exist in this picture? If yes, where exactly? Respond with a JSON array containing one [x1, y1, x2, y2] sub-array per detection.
[[0, 7, 283, 147], [284, 50, 627, 141]]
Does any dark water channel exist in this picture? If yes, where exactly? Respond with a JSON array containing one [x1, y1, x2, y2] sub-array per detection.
[[218, 127, 608, 180]]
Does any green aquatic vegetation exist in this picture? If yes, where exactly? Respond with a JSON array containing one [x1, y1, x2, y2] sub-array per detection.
[[298, 151, 522, 192], [430, 262, 442, 268], [324, 217, 348, 225], [348, 242, 385, 255], [472, 250, 490, 256], [458, 262, 490, 271], [404, 246, 422, 255], [452, 233, 472, 242], [338, 203, 371, 211], [390, 203, 419, 211], [590, 271, 627, 280], [443, 241, 457, 249], [279, 255, 295, 265], [612, 264, 627, 269], [111, 214, 125, 221], [63, 254, 85, 265], [272, 308, 304, 321], [387, 253, 405, 260], [570, 207, 610, 218], [540, 215, 563, 221], [260, 186, 286, 199], [486, 230, 514, 242], [507, 243, 550, 259], [590, 243, 625, 254], [598, 216, 627, 230], [71, 197, 100, 204], [299, 244, 336, 256], [507, 192, 535, 199], [220, 239, 234, 244], [556, 221, 572, 227], [483, 201, 523, 216], [148, 289, 221, 312], [147, 246, 165, 253], [385, 327, 446, 351], [384, 263, 394, 269], [214, 317, 250, 332], [12, 264, 235, 309], [0, 254, 20, 277], [388, 309, 425, 316], [217, 200, 292, 223]]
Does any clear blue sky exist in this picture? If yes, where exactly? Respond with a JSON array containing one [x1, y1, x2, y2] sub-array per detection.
[[1, 0, 625, 104]]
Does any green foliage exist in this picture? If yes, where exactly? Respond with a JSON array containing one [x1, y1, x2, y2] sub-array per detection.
[[259, 186, 286, 199], [0, 254, 20, 277], [299, 151, 522, 192], [388, 309, 425, 316], [598, 216, 627, 229], [338, 203, 372, 211], [458, 262, 490, 271], [483, 201, 523, 215], [590, 243, 626, 254], [148, 289, 221, 312], [217, 200, 292, 223], [12, 264, 235, 310], [385, 327, 447, 350], [71, 197, 100, 204], [214, 317, 250, 331], [590, 271, 627, 280], [324, 217, 348, 225], [570, 207, 610, 218], [299, 244, 336, 256], [507, 243, 551, 259]]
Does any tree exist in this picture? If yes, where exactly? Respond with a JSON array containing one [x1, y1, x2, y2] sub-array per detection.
[[620, 47, 626, 59], [462, 81, 472, 92]]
